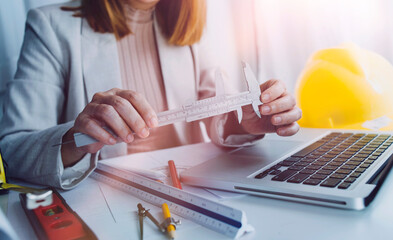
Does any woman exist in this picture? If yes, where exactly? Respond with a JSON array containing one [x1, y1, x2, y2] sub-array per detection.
[[0, 0, 301, 189]]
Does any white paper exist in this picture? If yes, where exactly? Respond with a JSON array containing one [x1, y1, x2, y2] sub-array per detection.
[[101, 142, 245, 199], [101, 142, 227, 174], [205, 189, 245, 200]]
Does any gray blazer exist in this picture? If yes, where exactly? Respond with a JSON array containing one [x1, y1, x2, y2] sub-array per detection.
[[0, 1, 260, 189]]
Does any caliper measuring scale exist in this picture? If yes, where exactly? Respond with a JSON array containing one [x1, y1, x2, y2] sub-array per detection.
[[73, 62, 263, 147]]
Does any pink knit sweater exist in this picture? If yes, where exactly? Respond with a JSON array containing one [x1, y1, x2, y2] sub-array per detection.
[[117, 7, 182, 154]]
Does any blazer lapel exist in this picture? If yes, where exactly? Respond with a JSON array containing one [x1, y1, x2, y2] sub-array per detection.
[[81, 17, 197, 107], [81, 19, 122, 102], [153, 17, 197, 110], [80, 19, 126, 157]]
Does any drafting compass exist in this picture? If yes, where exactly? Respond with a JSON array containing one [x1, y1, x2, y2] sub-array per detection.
[[137, 203, 163, 240], [137, 203, 180, 240]]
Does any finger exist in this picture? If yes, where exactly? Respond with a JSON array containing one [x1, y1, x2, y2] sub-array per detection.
[[260, 80, 286, 103], [100, 95, 149, 139], [118, 91, 158, 129], [75, 115, 117, 145], [271, 107, 302, 126], [91, 88, 122, 103], [276, 122, 300, 136], [89, 103, 135, 143], [260, 94, 296, 115]]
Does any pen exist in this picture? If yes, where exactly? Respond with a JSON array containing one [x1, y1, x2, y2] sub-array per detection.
[[168, 160, 182, 189], [162, 203, 175, 239]]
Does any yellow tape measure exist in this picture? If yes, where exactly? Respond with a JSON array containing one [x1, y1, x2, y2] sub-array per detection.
[[0, 150, 42, 193], [0, 150, 7, 186]]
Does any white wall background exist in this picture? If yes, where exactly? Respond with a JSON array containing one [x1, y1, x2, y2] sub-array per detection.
[[204, 0, 258, 92], [201, 0, 393, 94], [255, 0, 393, 93]]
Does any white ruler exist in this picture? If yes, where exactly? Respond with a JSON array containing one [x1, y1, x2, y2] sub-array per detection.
[[91, 163, 252, 239], [74, 62, 262, 147]]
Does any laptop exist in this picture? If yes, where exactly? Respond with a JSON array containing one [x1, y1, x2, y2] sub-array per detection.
[[180, 128, 393, 210]]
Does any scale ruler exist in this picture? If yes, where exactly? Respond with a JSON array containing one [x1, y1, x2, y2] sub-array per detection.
[[90, 163, 252, 239]]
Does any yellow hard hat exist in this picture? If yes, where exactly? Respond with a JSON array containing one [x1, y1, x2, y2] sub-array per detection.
[[295, 44, 393, 130]]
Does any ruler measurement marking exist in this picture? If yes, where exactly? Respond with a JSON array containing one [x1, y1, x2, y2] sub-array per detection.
[[94, 168, 242, 229], [94, 175, 240, 237]]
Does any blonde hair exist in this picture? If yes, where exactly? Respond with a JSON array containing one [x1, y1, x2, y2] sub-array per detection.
[[62, 0, 206, 46]]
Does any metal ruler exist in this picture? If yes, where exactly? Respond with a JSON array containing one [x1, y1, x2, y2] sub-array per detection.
[[74, 62, 262, 147], [91, 163, 252, 239]]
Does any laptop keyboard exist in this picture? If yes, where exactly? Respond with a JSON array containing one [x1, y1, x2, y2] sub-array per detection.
[[254, 132, 393, 189]]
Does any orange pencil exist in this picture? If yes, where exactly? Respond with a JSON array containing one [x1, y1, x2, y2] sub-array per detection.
[[168, 160, 182, 189]]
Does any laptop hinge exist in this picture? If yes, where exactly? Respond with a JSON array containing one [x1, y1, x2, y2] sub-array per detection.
[[234, 186, 346, 205]]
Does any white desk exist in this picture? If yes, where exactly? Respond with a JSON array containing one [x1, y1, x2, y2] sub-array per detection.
[[4, 129, 393, 240]]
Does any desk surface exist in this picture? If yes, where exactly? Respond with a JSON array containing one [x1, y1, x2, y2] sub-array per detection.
[[4, 129, 393, 240]]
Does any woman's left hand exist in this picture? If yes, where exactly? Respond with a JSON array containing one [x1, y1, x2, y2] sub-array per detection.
[[240, 79, 302, 136]]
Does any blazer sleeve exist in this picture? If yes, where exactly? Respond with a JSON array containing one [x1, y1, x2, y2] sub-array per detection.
[[0, 8, 97, 189]]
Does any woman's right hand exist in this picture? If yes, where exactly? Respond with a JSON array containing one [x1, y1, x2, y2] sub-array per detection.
[[61, 88, 158, 166]]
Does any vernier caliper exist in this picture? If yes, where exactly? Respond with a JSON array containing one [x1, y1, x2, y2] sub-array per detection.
[[73, 61, 263, 147]]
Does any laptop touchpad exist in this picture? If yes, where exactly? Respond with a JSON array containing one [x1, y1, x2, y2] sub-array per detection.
[[225, 139, 303, 175], [182, 139, 303, 180], [232, 139, 302, 158]]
